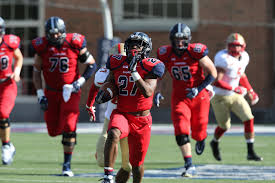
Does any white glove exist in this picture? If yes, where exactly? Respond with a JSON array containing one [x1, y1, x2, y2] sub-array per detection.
[[186, 87, 199, 99], [206, 85, 215, 100], [63, 84, 74, 102]]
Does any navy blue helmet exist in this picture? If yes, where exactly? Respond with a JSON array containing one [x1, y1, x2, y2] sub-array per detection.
[[125, 32, 152, 58], [45, 16, 66, 46], [169, 23, 191, 51]]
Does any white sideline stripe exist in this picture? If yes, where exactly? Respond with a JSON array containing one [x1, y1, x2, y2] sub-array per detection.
[[0, 178, 77, 182], [11, 123, 275, 135]]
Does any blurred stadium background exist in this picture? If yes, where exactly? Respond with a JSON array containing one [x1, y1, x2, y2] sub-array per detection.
[[0, 0, 274, 123]]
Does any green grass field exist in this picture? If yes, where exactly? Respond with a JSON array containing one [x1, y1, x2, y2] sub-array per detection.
[[0, 132, 274, 183]]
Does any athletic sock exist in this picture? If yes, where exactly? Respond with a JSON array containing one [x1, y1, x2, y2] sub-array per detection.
[[64, 152, 72, 165], [247, 142, 255, 154], [184, 155, 192, 168]]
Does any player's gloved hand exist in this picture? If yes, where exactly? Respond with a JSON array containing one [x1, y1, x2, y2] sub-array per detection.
[[186, 87, 199, 99], [38, 96, 48, 111], [72, 80, 81, 93], [86, 104, 96, 122], [234, 86, 247, 96], [128, 51, 141, 72], [36, 89, 48, 111], [248, 89, 259, 105], [153, 92, 164, 107]]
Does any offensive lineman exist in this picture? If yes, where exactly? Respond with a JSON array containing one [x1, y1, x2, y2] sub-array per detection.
[[32, 16, 97, 176], [155, 23, 217, 177], [210, 33, 262, 161]]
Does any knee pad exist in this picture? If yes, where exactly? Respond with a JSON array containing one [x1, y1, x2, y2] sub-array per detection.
[[0, 119, 10, 129], [176, 134, 190, 146], [62, 132, 77, 146]]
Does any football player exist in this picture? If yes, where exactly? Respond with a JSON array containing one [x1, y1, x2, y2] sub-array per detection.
[[155, 23, 217, 177], [210, 33, 262, 161], [0, 17, 23, 165], [32, 16, 97, 177], [86, 43, 132, 183], [97, 32, 165, 183]]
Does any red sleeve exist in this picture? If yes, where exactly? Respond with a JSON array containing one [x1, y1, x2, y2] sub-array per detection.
[[69, 33, 86, 50], [213, 80, 233, 90], [31, 37, 46, 55], [239, 75, 253, 91], [86, 83, 99, 107], [188, 43, 208, 59], [4, 35, 20, 49]]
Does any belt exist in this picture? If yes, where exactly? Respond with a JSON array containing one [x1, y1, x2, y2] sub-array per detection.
[[0, 77, 11, 84], [127, 109, 150, 116], [45, 85, 62, 92]]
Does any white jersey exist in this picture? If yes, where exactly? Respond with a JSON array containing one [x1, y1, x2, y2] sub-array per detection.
[[213, 49, 249, 96], [94, 66, 117, 120]]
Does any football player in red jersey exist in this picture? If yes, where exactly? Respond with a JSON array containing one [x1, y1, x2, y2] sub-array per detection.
[[32, 16, 97, 177], [86, 43, 132, 183], [96, 32, 165, 183], [155, 23, 217, 177], [0, 17, 23, 165]]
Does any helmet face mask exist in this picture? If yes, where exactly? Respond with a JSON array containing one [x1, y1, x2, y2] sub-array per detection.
[[125, 32, 152, 59], [226, 33, 246, 57], [0, 17, 5, 38], [170, 23, 191, 51], [45, 17, 66, 46]]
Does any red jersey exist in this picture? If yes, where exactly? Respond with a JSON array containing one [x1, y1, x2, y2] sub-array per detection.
[[31, 33, 86, 90], [157, 43, 208, 98], [107, 55, 165, 112], [0, 35, 20, 79]]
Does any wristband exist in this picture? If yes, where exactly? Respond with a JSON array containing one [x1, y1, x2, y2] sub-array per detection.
[[77, 77, 86, 86], [131, 71, 141, 81], [36, 89, 45, 98]]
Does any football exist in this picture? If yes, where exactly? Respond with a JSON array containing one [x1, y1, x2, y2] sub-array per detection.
[[95, 82, 119, 104]]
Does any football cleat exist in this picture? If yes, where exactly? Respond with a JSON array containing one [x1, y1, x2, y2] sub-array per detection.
[[210, 140, 222, 161], [99, 175, 114, 183], [2, 143, 16, 165], [195, 139, 205, 155], [62, 163, 74, 177], [247, 152, 263, 161], [181, 165, 196, 177]]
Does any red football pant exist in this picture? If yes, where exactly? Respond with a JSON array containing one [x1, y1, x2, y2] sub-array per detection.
[[44, 89, 80, 136], [171, 89, 210, 141], [108, 109, 152, 167], [0, 79, 17, 119]]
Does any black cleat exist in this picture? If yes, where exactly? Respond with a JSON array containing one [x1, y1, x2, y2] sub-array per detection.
[[210, 140, 221, 161], [195, 139, 205, 155], [247, 153, 263, 161]]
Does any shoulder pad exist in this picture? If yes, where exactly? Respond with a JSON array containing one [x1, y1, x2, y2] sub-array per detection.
[[107, 55, 126, 70], [4, 35, 20, 49], [188, 43, 208, 59], [141, 58, 165, 77], [67, 33, 86, 49], [157, 45, 172, 62], [31, 37, 46, 54]]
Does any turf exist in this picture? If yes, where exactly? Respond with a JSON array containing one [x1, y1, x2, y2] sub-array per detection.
[[0, 132, 274, 183]]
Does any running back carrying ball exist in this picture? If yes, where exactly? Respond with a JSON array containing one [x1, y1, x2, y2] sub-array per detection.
[[95, 82, 118, 104]]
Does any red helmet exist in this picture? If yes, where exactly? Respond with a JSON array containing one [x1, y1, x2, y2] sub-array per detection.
[[226, 33, 246, 56]]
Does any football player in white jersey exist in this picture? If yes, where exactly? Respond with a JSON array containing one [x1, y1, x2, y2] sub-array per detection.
[[210, 33, 262, 161], [86, 43, 132, 183]]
